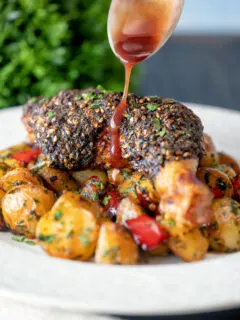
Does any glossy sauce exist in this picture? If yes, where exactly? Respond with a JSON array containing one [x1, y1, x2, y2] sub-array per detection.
[[108, 0, 184, 166]]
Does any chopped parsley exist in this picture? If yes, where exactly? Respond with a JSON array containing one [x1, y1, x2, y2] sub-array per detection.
[[47, 111, 56, 119], [146, 103, 157, 111], [124, 113, 130, 118], [103, 245, 119, 259], [54, 210, 63, 221], [156, 128, 167, 137], [67, 230, 74, 239], [78, 234, 90, 248], [102, 195, 112, 206], [33, 198, 40, 204], [91, 180, 104, 190], [153, 118, 161, 130], [231, 201, 239, 215], [122, 186, 137, 199], [168, 219, 176, 227], [12, 235, 36, 246], [121, 170, 132, 179], [213, 221, 218, 230], [38, 234, 55, 244]]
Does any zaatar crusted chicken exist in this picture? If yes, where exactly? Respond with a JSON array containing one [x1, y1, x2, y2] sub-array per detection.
[[23, 88, 204, 176]]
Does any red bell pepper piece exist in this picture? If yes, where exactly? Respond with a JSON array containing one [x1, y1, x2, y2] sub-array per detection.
[[125, 215, 168, 250], [102, 190, 121, 219], [233, 175, 240, 201], [211, 187, 224, 199], [12, 148, 41, 164]]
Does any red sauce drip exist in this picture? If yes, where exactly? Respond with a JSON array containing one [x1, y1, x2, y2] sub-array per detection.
[[110, 33, 160, 167]]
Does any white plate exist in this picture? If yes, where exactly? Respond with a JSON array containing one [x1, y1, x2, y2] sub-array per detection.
[[0, 104, 240, 316]]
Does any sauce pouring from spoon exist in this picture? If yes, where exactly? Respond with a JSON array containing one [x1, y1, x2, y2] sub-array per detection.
[[107, 0, 184, 167]]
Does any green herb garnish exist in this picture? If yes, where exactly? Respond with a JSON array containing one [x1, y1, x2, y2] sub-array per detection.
[[78, 234, 90, 248], [231, 201, 239, 215], [54, 210, 63, 221], [147, 104, 157, 111], [153, 118, 161, 130], [168, 219, 175, 227], [102, 195, 112, 206], [103, 245, 119, 259], [12, 235, 36, 246], [47, 111, 56, 119], [38, 234, 55, 244]]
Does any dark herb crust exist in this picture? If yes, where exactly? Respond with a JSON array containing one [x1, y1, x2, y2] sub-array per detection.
[[23, 88, 204, 176]]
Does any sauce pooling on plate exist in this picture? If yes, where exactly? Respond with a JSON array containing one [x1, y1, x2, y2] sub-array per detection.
[[108, 0, 184, 166]]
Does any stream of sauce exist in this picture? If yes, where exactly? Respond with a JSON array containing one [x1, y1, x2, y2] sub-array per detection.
[[108, 0, 184, 167]]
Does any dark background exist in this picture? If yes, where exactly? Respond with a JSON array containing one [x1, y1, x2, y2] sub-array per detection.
[[139, 35, 240, 111]]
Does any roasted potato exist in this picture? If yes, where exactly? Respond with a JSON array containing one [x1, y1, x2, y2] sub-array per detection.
[[95, 221, 138, 265], [117, 197, 144, 225], [0, 187, 6, 230], [29, 160, 79, 194], [2, 184, 55, 238], [0, 168, 42, 192], [0, 162, 9, 179], [197, 167, 233, 198], [72, 169, 107, 186], [160, 219, 209, 262], [208, 197, 240, 252], [199, 133, 219, 167], [80, 176, 106, 202], [155, 160, 213, 227], [218, 152, 240, 174], [214, 164, 237, 180], [118, 172, 141, 200], [36, 192, 100, 260]]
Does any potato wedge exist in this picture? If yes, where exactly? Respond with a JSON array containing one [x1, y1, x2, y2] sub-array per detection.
[[95, 221, 138, 265], [218, 152, 240, 174], [208, 197, 240, 252], [117, 197, 144, 225], [1, 168, 42, 192], [199, 133, 219, 167], [36, 192, 100, 260], [197, 167, 233, 198], [2, 184, 55, 238]]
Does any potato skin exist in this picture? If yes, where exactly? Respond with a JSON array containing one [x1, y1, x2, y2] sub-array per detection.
[[1, 168, 42, 192], [36, 192, 100, 260], [208, 197, 240, 252], [95, 221, 138, 265], [160, 219, 209, 262], [197, 167, 233, 198], [199, 133, 219, 167], [2, 184, 55, 238], [218, 152, 240, 174], [0, 162, 10, 179], [30, 164, 79, 195], [214, 164, 237, 180]]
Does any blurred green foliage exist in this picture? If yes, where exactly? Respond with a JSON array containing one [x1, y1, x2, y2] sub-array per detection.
[[0, 0, 128, 108]]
